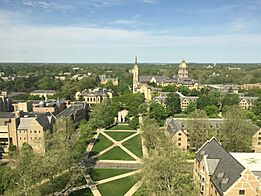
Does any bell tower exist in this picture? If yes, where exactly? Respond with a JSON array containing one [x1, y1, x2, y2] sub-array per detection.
[[133, 56, 139, 93]]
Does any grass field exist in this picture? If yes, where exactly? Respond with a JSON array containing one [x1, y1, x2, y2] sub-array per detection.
[[105, 131, 135, 141], [90, 168, 135, 181], [98, 146, 135, 160], [91, 134, 113, 156], [123, 135, 143, 158], [108, 124, 134, 130], [98, 176, 137, 196]]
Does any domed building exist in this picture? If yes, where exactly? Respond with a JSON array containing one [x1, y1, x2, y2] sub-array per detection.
[[178, 59, 189, 79], [132, 58, 199, 101]]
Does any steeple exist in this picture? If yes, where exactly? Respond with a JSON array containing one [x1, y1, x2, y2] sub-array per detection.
[[133, 56, 139, 93]]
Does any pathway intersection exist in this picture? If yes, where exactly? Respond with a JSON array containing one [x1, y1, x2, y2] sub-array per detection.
[[66, 125, 146, 196]]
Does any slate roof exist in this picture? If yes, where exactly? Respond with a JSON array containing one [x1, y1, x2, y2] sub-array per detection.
[[56, 104, 84, 118], [196, 138, 245, 195], [17, 113, 51, 130], [165, 118, 182, 135], [0, 112, 15, 118]]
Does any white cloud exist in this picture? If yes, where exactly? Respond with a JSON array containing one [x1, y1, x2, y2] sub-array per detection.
[[0, 10, 261, 62]]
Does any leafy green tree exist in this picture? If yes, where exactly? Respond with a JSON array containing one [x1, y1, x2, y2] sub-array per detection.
[[149, 102, 170, 123], [205, 105, 219, 117], [187, 110, 210, 150], [140, 118, 198, 195], [165, 93, 181, 114], [222, 94, 240, 110], [221, 106, 254, 152], [89, 100, 115, 128], [161, 85, 177, 92], [129, 116, 139, 129], [185, 102, 197, 114], [178, 86, 190, 96]]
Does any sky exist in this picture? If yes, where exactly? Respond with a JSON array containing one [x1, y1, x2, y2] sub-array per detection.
[[0, 0, 261, 63]]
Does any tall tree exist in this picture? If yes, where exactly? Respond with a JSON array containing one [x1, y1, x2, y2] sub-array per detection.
[[165, 93, 181, 115], [187, 110, 210, 150], [221, 106, 254, 152], [140, 118, 198, 195]]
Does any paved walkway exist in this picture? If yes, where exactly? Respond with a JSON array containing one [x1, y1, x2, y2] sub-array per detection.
[[67, 126, 144, 196], [61, 126, 146, 196]]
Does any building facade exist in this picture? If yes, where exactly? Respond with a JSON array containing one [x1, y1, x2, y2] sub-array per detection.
[[194, 137, 261, 196], [165, 117, 261, 152]]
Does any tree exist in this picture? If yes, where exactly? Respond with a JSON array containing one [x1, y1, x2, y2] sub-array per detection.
[[89, 100, 115, 128], [205, 105, 219, 117], [221, 106, 253, 152], [185, 102, 197, 114], [165, 93, 181, 114], [222, 94, 240, 110], [251, 98, 261, 126], [129, 116, 139, 129], [140, 117, 198, 195], [149, 102, 170, 123], [187, 110, 210, 150]]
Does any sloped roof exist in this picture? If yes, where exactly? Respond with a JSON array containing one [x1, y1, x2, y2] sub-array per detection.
[[17, 113, 51, 130], [196, 138, 245, 195], [56, 104, 84, 118]]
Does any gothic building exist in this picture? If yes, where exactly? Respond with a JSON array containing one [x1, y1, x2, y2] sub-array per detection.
[[132, 57, 198, 100]]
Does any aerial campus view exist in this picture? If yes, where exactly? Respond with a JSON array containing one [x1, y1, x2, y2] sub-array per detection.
[[0, 0, 261, 196]]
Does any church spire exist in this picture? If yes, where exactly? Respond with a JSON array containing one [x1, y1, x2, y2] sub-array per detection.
[[135, 56, 138, 64]]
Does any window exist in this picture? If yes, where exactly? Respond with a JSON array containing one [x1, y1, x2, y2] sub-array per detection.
[[34, 131, 37, 133], [24, 137, 26, 140], [239, 190, 245, 195], [178, 133, 182, 136], [258, 137, 261, 140], [258, 142, 261, 145], [39, 131, 41, 133], [20, 137, 22, 140], [259, 132, 261, 135], [178, 143, 181, 146], [178, 138, 181, 141], [30, 131, 32, 133]]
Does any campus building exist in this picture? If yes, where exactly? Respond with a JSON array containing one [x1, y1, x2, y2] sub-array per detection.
[[0, 91, 11, 112], [0, 112, 54, 155], [75, 88, 113, 107], [30, 90, 57, 101], [132, 57, 198, 100], [99, 75, 119, 86], [239, 96, 258, 110], [153, 91, 198, 111], [165, 118, 261, 152], [194, 137, 261, 196]]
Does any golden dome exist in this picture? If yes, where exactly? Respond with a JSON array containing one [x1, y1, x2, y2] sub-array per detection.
[[179, 59, 187, 69]]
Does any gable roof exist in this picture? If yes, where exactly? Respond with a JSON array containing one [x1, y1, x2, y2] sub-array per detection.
[[196, 138, 245, 195]]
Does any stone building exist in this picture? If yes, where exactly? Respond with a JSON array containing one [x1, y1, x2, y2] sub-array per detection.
[[165, 117, 261, 152], [30, 90, 57, 101], [239, 96, 258, 110], [132, 57, 198, 101], [99, 75, 118, 86], [0, 91, 11, 112], [194, 137, 261, 196], [0, 112, 54, 155], [75, 88, 113, 107]]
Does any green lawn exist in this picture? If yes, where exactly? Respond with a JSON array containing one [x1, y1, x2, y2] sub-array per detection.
[[90, 168, 135, 181], [91, 134, 113, 156], [69, 188, 93, 196], [123, 135, 143, 158], [98, 146, 135, 160], [108, 124, 133, 130], [104, 131, 135, 141], [98, 176, 137, 196]]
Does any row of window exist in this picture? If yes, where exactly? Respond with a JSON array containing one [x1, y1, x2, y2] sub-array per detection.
[[19, 130, 41, 134], [20, 137, 41, 140]]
